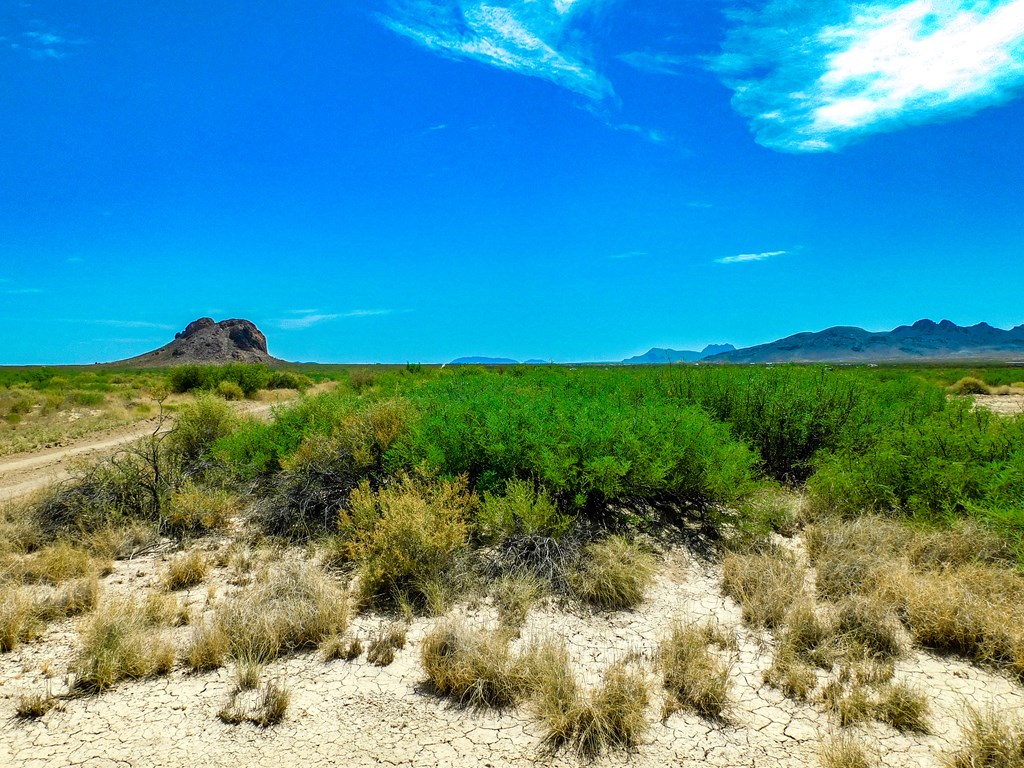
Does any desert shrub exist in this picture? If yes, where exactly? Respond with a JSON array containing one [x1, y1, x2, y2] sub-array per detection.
[[71, 597, 176, 691], [169, 363, 269, 397], [164, 482, 237, 536], [208, 562, 348, 668], [367, 621, 407, 666], [421, 620, 531, 707], [256, 398, 414, 537], [390, 369, 759, 524], [267, 371, 310, 391], [721, 548, 805, 629], [660, 620, 731, 720], [568, 536, 656, 610], [948, 376, 991, 395], [948, 706, 1024, 768], [217, 380, 245, 401], [343, 475, 472, 607], [163, 550, 209, 591], [165, 396, 239, 468], [477, 479, 571, 542], [530, 640, 649, 757], [71, 390, 105, 406]]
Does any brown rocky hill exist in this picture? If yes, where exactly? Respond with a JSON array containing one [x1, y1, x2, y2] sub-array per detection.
[[112, 318, 283, 366]]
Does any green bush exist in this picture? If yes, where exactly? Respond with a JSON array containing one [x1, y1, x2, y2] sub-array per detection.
[[216, 380, 245, 400]]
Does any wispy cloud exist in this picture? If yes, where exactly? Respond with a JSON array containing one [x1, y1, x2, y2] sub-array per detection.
[[277, 309, 396, 330], [715, 0, 1024, 152], [617, 50, 691, 76], [93, 319, 175, 330], [9, 28, 85, 60], [4, 288, 42, 295], [379, 1, 613, 99], [609, 250, 645, 259], [715, 250, 786, 265]]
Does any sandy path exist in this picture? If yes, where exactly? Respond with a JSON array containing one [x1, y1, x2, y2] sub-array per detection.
[[0, 401, 282, 503]]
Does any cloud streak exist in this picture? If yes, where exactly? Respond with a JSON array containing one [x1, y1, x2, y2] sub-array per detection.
[[379, 0, 613, 99], [715, 0, 1024, 152], [715, 250, 786, 265], [277, 309, 396, 330]]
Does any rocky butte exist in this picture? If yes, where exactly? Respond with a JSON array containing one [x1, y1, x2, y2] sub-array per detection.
[[111, 318, 283, 366]]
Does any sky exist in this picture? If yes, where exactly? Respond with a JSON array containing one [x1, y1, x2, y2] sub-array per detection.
[[1, 0, 1023, 365]]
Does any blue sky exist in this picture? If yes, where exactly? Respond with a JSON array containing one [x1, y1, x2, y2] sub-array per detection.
[[2, 0, 1023, 364]]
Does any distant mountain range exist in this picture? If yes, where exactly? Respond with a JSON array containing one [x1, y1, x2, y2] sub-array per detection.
[[705, 319, 1024, 363], [622, 344, 736, 365]]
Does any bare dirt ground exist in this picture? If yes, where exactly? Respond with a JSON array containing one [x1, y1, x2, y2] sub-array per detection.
[[0, 401, 282, 503], [972, 393, 1024, 416], [2, 536, 1022, 768]]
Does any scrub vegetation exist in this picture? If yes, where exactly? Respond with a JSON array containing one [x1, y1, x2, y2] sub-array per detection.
[[2, 361, 1024, 758]]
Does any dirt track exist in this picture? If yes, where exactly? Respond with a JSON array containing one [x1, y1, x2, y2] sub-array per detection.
[[0, 402, 281, 503]]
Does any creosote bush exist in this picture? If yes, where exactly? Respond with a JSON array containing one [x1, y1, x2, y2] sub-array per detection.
[[421, 620, 530, 708], [568, 535, 656, 610], [342, 474, 472, 607]]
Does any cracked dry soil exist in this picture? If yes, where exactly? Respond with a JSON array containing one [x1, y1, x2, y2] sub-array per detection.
[[3, 537, 1023, 768]]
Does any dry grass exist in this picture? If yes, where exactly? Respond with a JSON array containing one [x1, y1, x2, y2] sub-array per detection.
[[208, 562, 349, 668], [820, 732, 876, 768], [218, 680, 291, 727], [14, 691, 61, 719], [568, 535, 657, 611], [492, 573, 547, 631], [16, 540, 110, 585], [165, 482, 237, 536], [529, 639, 649, 757], [659, 620, 731, 720], [163, 550, 210, 591], [833, 596, 904, 661], [874, 681, 930, 733], [366, 621, 407, 666], [421, 619, 531, 708], [721, 548, 805, 629], [37, 576, 100, 621], [321, 633, 362, 661], [71, 596, 176, 692], [947, 707, 1024, 768], [185, 620, 230, 671], [0, 585, 42, 652]]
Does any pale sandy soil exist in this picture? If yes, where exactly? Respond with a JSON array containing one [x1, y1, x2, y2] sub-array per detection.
[[972, 393, 1024, 416], [2, 537, 1021, 768]]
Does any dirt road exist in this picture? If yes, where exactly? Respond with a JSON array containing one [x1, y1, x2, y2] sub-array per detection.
[[0, 401, 281, 503]]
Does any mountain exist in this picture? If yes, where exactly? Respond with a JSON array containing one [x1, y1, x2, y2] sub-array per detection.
[[112, 317, 283, 366], [623, 344, 736, 365], [449, 356, 519, 365], [707, 319, 1024, 363]]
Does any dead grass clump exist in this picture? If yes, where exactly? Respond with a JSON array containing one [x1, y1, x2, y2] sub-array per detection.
[[907, 522, 1014, 568], [165, 482, 237, 536], [492, 573, 547, 631], [421, 619, 531, 708], [874, 681, 930, 733], [530, 639, 649, 757], [568, 535, 656, 610], [764, 644, 819, 700], [15, 692, 61, 719], [948, 376, 991, 396], [0, 586, 42, 651], [721, 548, 804, 629], [214, 562, 349, 667], [18, 540, 109, 585], [37, 576, 100, 621], [834, 596, 904, 661], [822, 680, 875, 727], [185, 620, 230, 671], [322, 633, 362, 661], [71, 597, 176, 692], [947, 706, 1024, 768], [218, 680, 291, 727], [163, 550, 210, 591], [820, 732, 876, 768], [765, 601, 830, 700], [367, 621, 407, 667], [659, 620, 731, 720]]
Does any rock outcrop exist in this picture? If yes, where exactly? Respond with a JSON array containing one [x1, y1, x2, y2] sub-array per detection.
[[112, 318, 281, 366]]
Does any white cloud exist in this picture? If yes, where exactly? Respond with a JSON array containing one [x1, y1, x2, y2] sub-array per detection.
[[277, 309, 395, 330], [379, 1, 613, 99], [609, 250, 645, 259], [715, 0, 1024, 152], [715, 250, 786, 265], [4, 288, 42, 294], [617, 50, 690, 76]]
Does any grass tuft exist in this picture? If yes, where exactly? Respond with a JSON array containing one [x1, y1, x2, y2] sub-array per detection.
[[367, 621, 407, 667], [163, 550, 210, 591], [568, 535, 656, 610], [659, 620, 731, 720], [721, 548, 804, 629], [820, 732, 876, 768], [947, 706, 1024, 768]]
